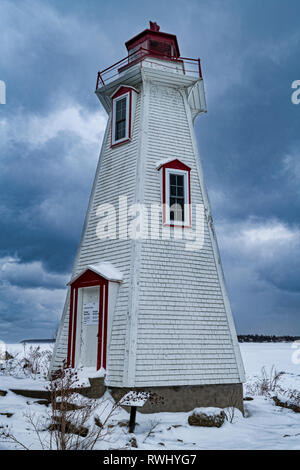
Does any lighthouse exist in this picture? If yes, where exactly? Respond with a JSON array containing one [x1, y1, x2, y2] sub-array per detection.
[[51, 22, 245, 412]]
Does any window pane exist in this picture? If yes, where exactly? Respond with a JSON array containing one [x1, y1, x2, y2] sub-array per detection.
[[170, 174, 177, 185], [177, 185, 184, 197], [149, 40, 172, 57], [116, 98, 126, 120], [169, 173, 185, 222], [170, 185, 177, 196], [116, 120, 126, 140], [176, 174, 184, 188], [115, 97, 127, 141], [170, 201, 184, 222]]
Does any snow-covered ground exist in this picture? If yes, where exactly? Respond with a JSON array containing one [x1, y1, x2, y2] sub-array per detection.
[[0, 342, 299, 450], [241, 342, 300, 388]]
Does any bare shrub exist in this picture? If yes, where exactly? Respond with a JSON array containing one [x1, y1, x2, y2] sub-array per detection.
[[0, 427, 30, 450], [223, 387, 242, 423], [285, 388, 300, 405], [224, 405, 236, 424], [0, 346, 52, 379], [272, 388, 300, 412], [47, 366, 103, 450], [143, 420, 160, 443], [244, 365, 300, 415], [22, 346, 52, 378], [0, 351, 20, 376], [1, 364, 122, 450], [245, 365, 284, 397], [259, 366, 284, 394]]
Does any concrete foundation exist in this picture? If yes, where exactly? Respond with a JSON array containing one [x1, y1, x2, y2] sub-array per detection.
[[110, 383, 244, 414], [9, 379, 243, 415]]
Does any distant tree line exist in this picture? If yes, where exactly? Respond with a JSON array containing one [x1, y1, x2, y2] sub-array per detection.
[[238, 334, 300, 343]]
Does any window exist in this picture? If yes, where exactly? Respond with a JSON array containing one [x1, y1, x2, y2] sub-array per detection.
[[169, 173, 185, 222], [128, 40, 148, 63], [157, 159, 191, 227], [149, 40, 172, 57], [111, 86, 139, 147], [115, 97, 127, 140], [111, 92, 130, 145]]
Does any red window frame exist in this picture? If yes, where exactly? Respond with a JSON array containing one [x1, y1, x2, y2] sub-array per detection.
[[158, 159, 192, 228], [111, 86, 134, 148]]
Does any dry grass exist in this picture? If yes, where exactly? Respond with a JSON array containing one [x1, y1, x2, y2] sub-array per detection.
[[1, 364, 122, 450]]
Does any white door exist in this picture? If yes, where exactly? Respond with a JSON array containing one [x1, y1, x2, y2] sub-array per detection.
[[80, 286, 100, 367]]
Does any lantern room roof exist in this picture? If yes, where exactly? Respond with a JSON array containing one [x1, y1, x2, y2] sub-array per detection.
[[125, 21, 180, 57], [68, 262, 123, 285]]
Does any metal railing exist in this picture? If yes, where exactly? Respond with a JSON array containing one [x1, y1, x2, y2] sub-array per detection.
[[96, 47, 202, 89]]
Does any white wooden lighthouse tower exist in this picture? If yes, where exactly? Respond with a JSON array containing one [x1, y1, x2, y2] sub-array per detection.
[[51, 22, 245, 412]]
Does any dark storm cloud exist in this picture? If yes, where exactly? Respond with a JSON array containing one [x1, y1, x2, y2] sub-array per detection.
[[0, 0, 300, 341], [0, 102, 106, 272], [215, 217, 300, 334]]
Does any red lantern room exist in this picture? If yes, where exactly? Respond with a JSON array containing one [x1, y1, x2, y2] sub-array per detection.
[[125, 21, 180, 61], [96, 21, 202, 89]]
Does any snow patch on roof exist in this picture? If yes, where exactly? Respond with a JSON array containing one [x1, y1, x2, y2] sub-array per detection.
[[88, 262, 123, 282], [155, 157, 177, 169], [69, 262, 123, 284]]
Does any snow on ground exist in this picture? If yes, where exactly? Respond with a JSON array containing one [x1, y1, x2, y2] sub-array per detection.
[[0, 342, 299, 450], [5, 342, 53, 356], [241, 342, 300, 390]]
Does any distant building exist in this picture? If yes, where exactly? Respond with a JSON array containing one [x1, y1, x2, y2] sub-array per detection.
[[20, 339, 55, 344]]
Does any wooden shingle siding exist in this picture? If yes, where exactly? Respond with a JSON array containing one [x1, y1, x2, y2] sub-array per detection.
[[51, 63, 245, 388], [51, 89, 142, 383], [132, 81, 243, 386]]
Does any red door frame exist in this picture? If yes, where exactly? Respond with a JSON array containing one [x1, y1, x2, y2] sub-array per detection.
[[67, 270, 109, 370]]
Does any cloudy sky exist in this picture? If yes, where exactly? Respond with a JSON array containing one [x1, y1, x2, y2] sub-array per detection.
[[0, 0, 299, 342]]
